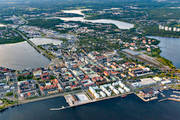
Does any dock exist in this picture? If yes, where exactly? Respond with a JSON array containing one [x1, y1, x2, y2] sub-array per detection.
[[173, 91, 180, 94], [158, 98, 168, 102], [160, 93, 165, 97], [50, 106, 70, 111], [49, 92, 133, 111], [136, 93, 158, 102], [168, 98, 180, 102], [49, 101, 94, 111]]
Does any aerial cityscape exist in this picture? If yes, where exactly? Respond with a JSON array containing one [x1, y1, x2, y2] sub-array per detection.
[[0, 0, 180, 120]]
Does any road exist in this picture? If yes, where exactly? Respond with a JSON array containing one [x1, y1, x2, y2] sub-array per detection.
[[15, 29, 53, 60], [19, 89, 84, 104]]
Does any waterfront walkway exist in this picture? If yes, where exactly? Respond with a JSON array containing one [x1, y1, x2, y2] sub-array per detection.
[[49, 92, 133, 111], [16, 30, 53, 60]]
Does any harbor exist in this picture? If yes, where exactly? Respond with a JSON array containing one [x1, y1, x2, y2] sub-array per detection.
[[50, 92, 133, 111], [136, 93, 158, 102], [1, 93, 180, 120]]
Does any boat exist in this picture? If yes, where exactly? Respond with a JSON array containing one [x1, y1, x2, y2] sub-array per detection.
[[121, 95, 127, 98], [49, 106, 67, 111]]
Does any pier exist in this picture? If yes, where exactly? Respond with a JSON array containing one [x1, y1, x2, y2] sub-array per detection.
[[158, 98, 180, 102], [136, 93, 158, 102], [168, 98, 180, 102], [50, 106, 70, 111], [158, 98, 168, 102], [49, 92, 133, 111]]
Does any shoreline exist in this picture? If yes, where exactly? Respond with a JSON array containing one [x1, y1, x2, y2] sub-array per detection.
[[0, 40, 26, 45], [50, 92, 133, 111], [1, 88, 180, 112], [0, 89, 87, 112], [146, 36, 177, 69], [145, 33, 180, 38], [0, 94, 65, 112], [0, 92, 133, 112], [135, 93, 158, 102]]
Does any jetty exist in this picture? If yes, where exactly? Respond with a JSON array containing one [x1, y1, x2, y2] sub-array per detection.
[[50, 106, 70, 111], [168, 98, 180, 102], [49, 92, 133, 111], [158, 98, 168, 102]]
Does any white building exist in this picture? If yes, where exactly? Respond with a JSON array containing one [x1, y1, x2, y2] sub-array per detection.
[[124, 86, 130, 92], [94, 93, 100, 99], [161, 79, 171, 85], [168, 27, 172, 31], [113, 88, 120, 95], [118, 88, 125, 94], [118, 81, 125, 88], [100, 91, 106, 98], [165, 26, 169, 31], [173, 27, 177, 32]]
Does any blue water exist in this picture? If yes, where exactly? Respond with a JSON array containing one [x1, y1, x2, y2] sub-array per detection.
[[0, 41, 50, 70], [147, 36, 180, 68], [0, 94, 180, 120]]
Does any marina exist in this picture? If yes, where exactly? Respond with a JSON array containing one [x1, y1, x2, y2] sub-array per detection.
[[136, 93, 158, 102]]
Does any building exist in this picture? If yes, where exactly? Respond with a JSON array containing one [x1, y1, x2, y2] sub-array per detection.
[[0, 100, 3, 106]]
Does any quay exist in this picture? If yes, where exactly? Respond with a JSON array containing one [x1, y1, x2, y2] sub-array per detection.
[[136, 93, 158, 102], [49, 92, 133, 111], [160, 93, 165, 97], [158, 98, 168, 102], [158, 98, 180, 102], [173, 91, 180, 94], [168, 98, 180, 102], [0, 89, 86, 112]]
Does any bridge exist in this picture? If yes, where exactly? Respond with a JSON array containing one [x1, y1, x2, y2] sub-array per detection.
[[16, 30, 52, 60]]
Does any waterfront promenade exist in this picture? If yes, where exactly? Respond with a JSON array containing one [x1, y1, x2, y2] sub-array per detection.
[[50, 92, 133, 111], [15, 30, 53, 60]]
